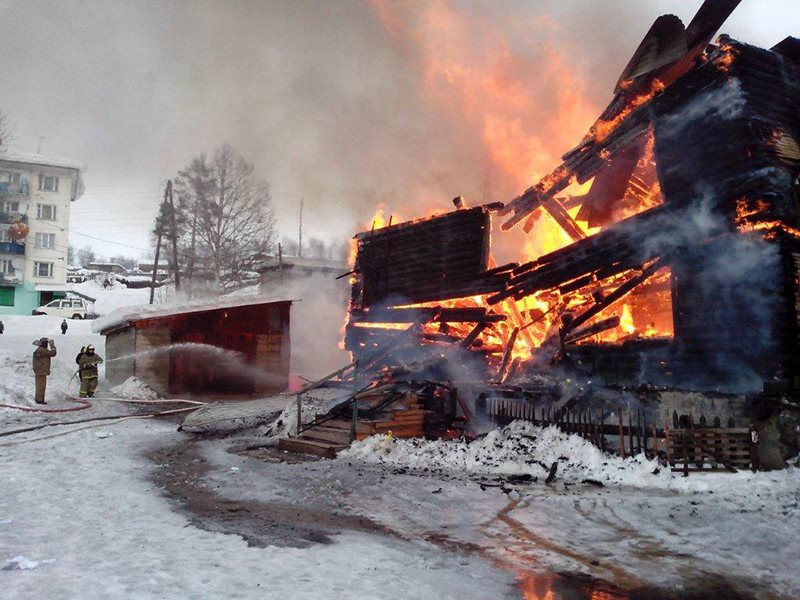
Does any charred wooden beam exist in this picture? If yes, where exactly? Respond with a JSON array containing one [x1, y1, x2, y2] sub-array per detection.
[[564, 316, 621, 344], [488, 205, 678, 305], [563, 259, 664, 336], [497, 327, 519, 381], [351, 306, 506, 324], [459, 322, 490, 348], [536, 198, 587, 241]]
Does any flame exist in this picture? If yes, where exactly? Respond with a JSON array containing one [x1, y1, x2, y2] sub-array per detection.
[[715, 38, 740, 73], [734, 197, 800, 238], [619, 304, 635, 335], [346, 2, 678, 366], [370, 0, 598, 219], [591, 79, 665, 142]]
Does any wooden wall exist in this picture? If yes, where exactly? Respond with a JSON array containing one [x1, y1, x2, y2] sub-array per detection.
[[105, 328, 135, 386]]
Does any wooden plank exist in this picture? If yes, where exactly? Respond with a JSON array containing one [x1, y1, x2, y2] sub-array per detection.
[[278, 437, 344, 459]]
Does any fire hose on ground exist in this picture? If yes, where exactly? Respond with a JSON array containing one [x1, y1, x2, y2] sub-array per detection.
[[0, 397, 208, 446]]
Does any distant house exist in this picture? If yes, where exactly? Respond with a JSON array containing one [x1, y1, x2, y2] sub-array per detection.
[[66, 266, 89, 284], [95, 297, 292, 396], [87, 262, 128, 275], [259, 255, 348, 291], [0, 151, 84, 313], [134, 261, 170, 282]]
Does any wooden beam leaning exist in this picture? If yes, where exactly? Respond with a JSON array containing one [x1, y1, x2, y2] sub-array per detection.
[[562, 259, 664, 337], [536, 197, 588, 241]]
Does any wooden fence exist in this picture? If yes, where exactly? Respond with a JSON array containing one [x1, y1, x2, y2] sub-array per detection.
[[485, 396, 756, 474]]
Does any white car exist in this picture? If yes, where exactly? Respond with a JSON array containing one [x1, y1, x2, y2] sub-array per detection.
[[32, 298, 88, 319]]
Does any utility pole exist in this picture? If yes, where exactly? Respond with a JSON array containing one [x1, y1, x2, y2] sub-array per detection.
[[150, 228, 162, 305], [166, 179, 181, 292], [150, 183, 168, 304], [298, 198, 303, 258]]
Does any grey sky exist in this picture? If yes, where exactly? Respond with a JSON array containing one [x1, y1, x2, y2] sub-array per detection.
[[1, 0, 798, 260]]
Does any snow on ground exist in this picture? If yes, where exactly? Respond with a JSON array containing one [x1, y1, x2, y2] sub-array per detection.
[[0, 418, 514, 600], [0, 315, 102, 406], [338, 421, 800, 598], [0, 316, 516, 600], [3, 316, 800, 598]]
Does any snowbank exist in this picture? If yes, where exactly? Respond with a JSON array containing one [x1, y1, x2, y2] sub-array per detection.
[[342, 420, 800, 493], [108, 376, 159, 400]]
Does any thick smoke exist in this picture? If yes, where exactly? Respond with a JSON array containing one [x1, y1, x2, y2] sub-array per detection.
[[259, 272, 351, 379], [0, 0, 719, 252]]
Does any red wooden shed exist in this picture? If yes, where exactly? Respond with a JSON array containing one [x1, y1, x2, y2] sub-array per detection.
[[97, 297, 292, 396]]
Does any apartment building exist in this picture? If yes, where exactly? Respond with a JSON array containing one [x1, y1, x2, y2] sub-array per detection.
[[0, 151, 83, 314]]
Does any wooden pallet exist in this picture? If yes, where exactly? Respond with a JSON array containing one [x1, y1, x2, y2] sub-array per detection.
[[277, 392, 426, 458]]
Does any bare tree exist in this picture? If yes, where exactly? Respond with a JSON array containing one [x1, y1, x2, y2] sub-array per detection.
[[76, 245, 96, 267], [0, 111, 11, 151], [172, 145, 275, 293], [109, 254, 138, 270]]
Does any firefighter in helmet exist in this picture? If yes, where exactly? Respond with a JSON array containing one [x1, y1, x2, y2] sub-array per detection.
[[78, 344, 104, 398], [32, 337, 57, 404]]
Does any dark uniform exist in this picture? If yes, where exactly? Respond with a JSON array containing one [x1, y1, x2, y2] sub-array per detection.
[[61, 320, 68, 335], [78, 345, 103, 398], [32, 338, 57, 404]]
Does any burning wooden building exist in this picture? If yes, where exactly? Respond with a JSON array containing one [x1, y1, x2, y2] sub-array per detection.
[[345, 0, 800, 401], [97, 297, 292, 396]]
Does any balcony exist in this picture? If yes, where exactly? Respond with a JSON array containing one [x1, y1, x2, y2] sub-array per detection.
[[0, 269, 23, 285], [0, 180, 29, 196], [0, 241, 24, 255], [0, 212, 27, 225]]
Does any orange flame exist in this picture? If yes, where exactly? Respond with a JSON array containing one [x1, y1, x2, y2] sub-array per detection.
[[349, 2, 677, 365]]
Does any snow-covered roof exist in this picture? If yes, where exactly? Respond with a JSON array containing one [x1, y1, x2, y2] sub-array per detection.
[[93, 294, 295, 334], [259, 256, 347, 272], [0, 150, 84, 171]]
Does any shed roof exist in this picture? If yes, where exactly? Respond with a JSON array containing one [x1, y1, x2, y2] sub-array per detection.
[[258, 255, 347, 273], [93, 295, 295, 335]]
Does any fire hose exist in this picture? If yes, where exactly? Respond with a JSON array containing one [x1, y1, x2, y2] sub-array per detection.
[[0, 397, 92, 413], [0, 370, 91, 413], [0, 406, 200, 447]]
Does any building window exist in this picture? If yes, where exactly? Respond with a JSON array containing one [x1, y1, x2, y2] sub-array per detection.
[[38, 174, 59, 192], [0, 173, 27, 195], [34, 261, 53, 278], [0, 228, 9, 243], [0, 286, 14, 306], [34, 232, 55, 249], [0, 259, 13, 274], [3, 201, 19, 213], [37, 204, 56, 220]]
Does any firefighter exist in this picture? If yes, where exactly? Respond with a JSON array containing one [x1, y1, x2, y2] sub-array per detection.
[[75, 346, 86, 384], [78, 345, 103, 398], [61, 319, 68, 335], [32, 337, 57, 404]]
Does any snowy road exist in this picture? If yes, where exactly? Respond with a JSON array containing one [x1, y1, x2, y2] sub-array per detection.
[[2, 316, 799, 599]]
